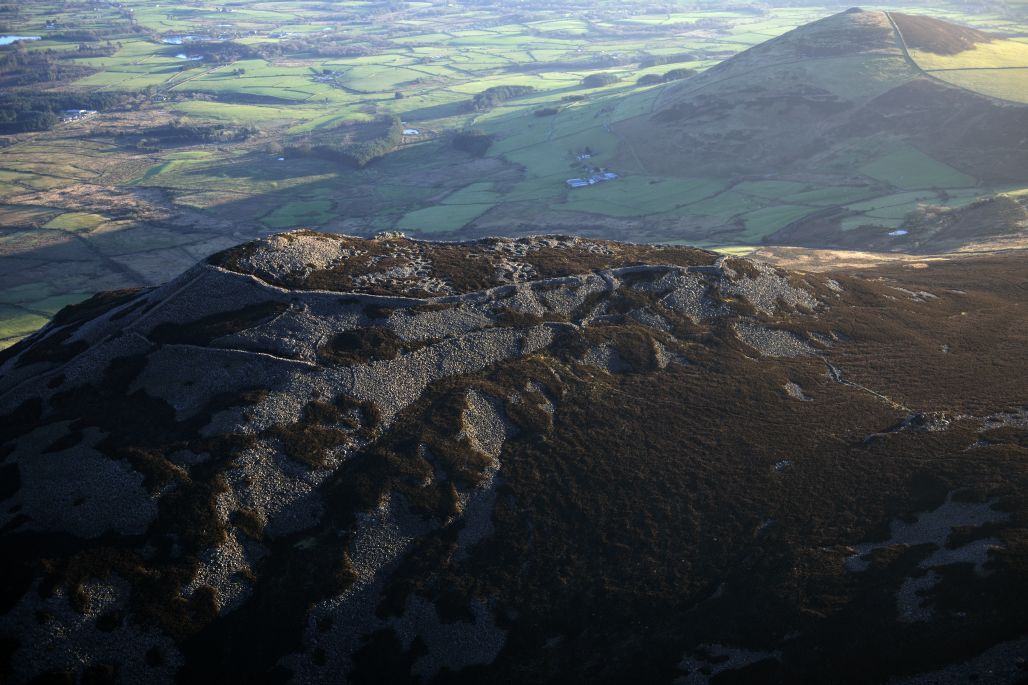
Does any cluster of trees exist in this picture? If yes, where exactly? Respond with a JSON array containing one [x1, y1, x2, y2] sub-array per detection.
[[466, 85, 535, 111], [505, 52, 636, 73], [508, 51, 696, 76], [289, 116, 403, 168], [132, 120, 258, 149], [0, 107, 60, 134], [581, 73, 620, 88], [534, 107, 559, 117], [313, 44, 376, 58], [227, 33, 386, 61], [0, 92, 128, 134], [452, 129, 494, 157], [638, 52, 696, 68], [67, 42, 119, 58], [637, 68, 697, 85], [168, 41, 260, 64], [50, 27, 139, 41], [173, 89, 294, 106], [0, 45, 116, 87], [335, 116, 402, 166], [157, 36, 383, 64]]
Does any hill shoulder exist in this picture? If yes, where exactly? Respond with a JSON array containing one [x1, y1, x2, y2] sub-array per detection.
[[890, 12, 994, 55]]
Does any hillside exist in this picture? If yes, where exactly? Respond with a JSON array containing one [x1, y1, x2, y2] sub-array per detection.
[[890, 12, 995, 54], [1, 232, 1026, 683], [897, 11, 1028, 105], [619, 8, 1028, 181], [2, 7, 1027, 351], [607, 8, 1028, 246]]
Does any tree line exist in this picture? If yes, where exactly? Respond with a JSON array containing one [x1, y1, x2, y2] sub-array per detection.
[[466, 85, 536, 111], [0, 92, 129, 135], [0, 43, 118, 88], [636, 68, 697, 85], [287, 116, 404, 168], [130, 120, 259, 150]]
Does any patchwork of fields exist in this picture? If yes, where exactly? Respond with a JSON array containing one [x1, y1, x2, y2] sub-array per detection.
[[0, 1, 1026, 346]]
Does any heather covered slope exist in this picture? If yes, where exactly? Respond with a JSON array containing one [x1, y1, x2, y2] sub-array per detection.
[[0, 232, 1026, 684], [890, 12, 994, 55]]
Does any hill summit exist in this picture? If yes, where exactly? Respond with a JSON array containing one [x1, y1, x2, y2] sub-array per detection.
[[1, 232, 1026, 683], [613, 8, 1028, 243]]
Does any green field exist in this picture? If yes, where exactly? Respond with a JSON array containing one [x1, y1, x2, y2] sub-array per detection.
[[398, 203, 492, 233], [858, 145, 977, 189], [553, 177, 731, 218], [928, 68, 1028, 103], [261, 200, 337, 229], [0, 307, 51, 348], [42, 212, 108, 231]]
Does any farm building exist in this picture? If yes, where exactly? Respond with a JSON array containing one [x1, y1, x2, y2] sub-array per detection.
[[565, 171, 620, 189], [62, 110, 95, 121]]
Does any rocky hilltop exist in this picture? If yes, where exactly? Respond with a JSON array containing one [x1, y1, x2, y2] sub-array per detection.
[[1, 232, 1026, 683]]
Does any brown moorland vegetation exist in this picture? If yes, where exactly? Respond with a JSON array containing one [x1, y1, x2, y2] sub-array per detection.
[[0, 234, 1025, 683], [890, 12, 994, 55]]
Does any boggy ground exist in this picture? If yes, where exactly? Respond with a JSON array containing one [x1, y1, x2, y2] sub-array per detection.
[[0, 232, 1025, 684]]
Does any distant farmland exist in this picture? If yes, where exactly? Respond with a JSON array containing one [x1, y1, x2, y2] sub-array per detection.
[[0, 1, 1026, 347]]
